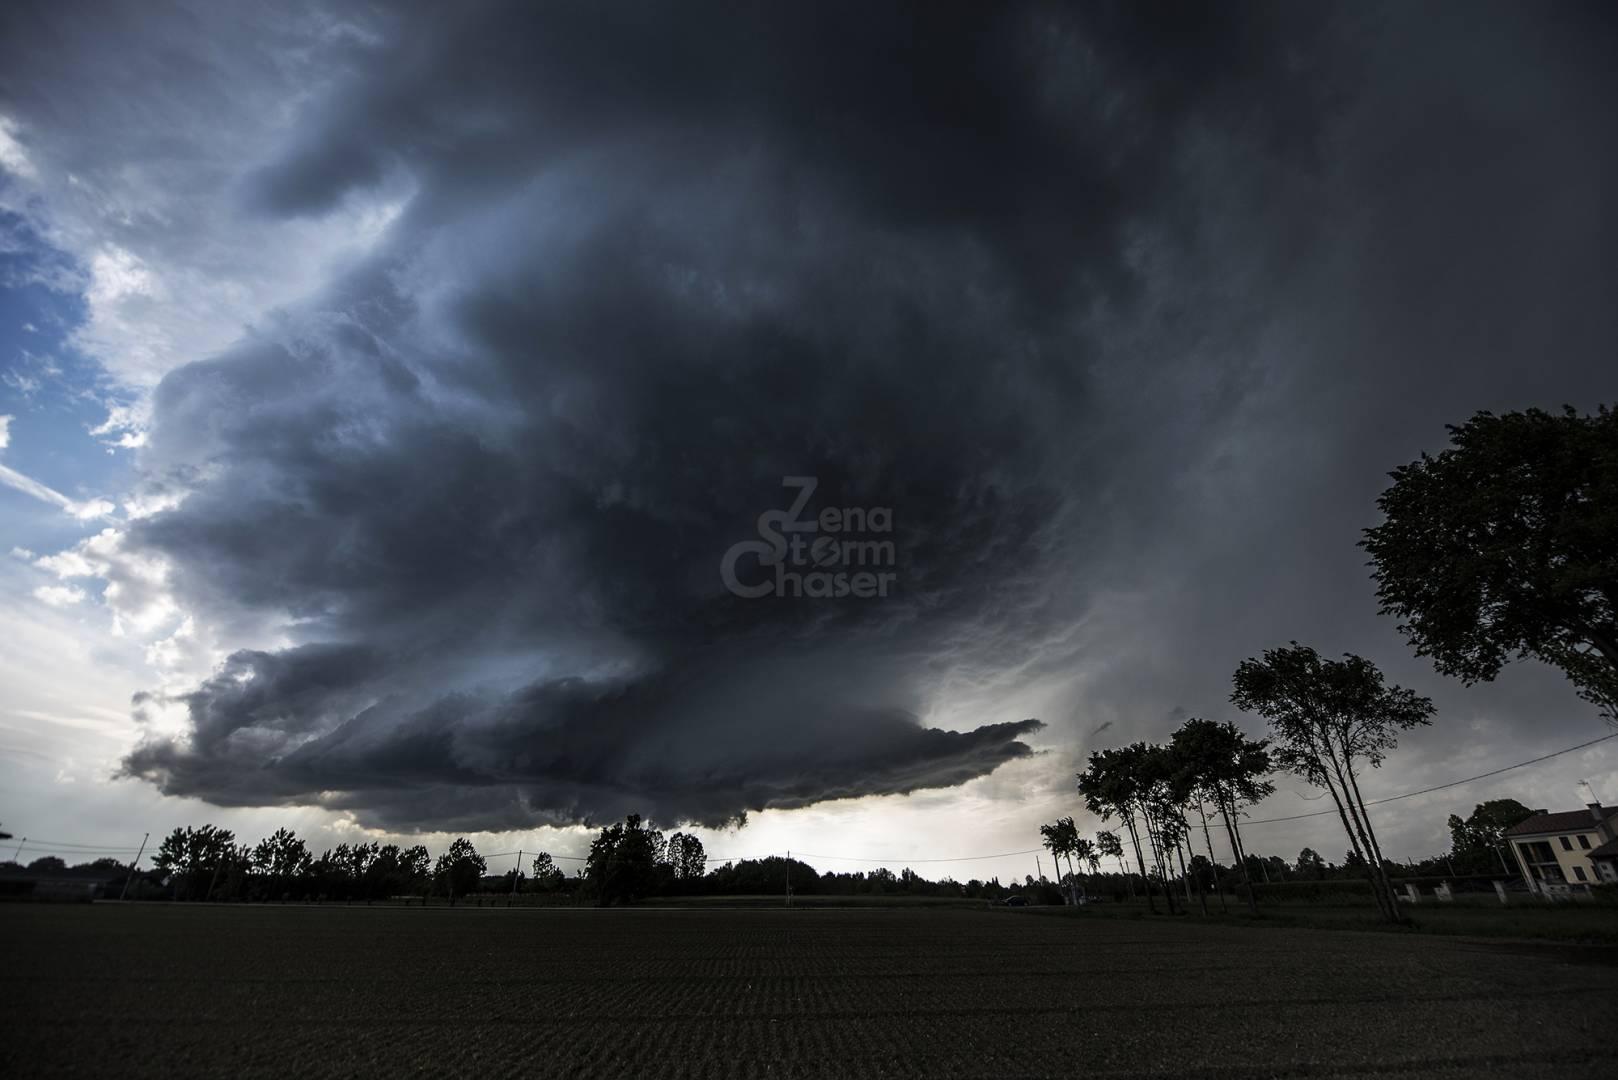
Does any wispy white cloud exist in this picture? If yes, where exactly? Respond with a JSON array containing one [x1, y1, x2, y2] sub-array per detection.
[[88, 401, 149, 450], [0, 461, 76, 511], [33, 584, 86, 607], [0, 114, 37, 179], [0, 415, 114, 519], [0, 466, 117, 519]]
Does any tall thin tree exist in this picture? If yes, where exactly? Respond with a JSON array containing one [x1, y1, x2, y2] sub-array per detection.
[[1232, 644, 1434, 922]]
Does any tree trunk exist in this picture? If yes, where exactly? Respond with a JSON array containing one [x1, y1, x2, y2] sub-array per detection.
[[1196, 803, 1227, 914], [1181, 838, 1194, 905], [1320, 767, 1391, 921], [1217, 796, 1257, 913], [1122, 815, 1156, 914], [1176, 826, 1205, 915], [1324, 741, 1399, 920], [1141, 809, 1176, 915], [1338, 750, 1402, 919], [1226, 797, 1259, 904]]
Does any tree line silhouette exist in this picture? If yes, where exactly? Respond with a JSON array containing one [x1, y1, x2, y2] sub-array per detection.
[[4, 813, 1084, 906]]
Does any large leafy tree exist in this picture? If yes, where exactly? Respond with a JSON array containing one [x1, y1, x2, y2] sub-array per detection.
[[530, 852, 566, 891], [1362, 405, 1618, 718], [1447, 798, 1533, 874], [666, 832, 707, 881], [1072, 835, 1098, 877], [1040, 817, 1084, 902], [433, 837, 486, 903], [584, 814, 668, 905], [1232, 644, 1434, 922], [364, 844, 404, 901], [1169, 717, 1273, 913], [399, 845, 431, 898], [343, 841, 380, 899], [1132, 743, 1192, 914], [154, 824, 237, 900], [1095, 829, 1132, 897], [1448, 798, 1533, 851], [1078, 749, 1156, 912], [251, 827, 310, 899], [1295, 848, 1326, 880], [1039, 820, 1070, 884], [1078, 744, 1186, 914]]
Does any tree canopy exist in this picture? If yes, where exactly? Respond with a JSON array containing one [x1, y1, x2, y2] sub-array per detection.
[[1362, 405, 1618, 717], [1232, 643, 1434, 921], [433, 838, 486, 901], [1447, 798, 1533, 860], [583, 814, 668, 905]]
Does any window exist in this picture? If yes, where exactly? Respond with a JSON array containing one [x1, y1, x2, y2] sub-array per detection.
[[1573, 866, 1587, 882], [1578, 834, 1591, 849], [1560, 836, 1574, 851]]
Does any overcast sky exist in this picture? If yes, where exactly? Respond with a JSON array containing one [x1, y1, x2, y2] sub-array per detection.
[[1, 2, 1615, 879]]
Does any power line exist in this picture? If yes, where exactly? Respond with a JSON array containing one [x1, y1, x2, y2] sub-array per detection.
[[10, 843, 143, 854], [1237, 731, 1618, 827], [10, 845, 138, 858], [483, 850, 586, 861], [788, 847, 1042, 865]]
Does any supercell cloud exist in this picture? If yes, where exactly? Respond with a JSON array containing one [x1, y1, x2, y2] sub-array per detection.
[[111, 2, 1327, 829]]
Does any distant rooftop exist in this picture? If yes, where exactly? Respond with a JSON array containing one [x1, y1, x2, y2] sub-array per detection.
[[1504, 806, 1618, 837], [1587, 835, 1618, 860]]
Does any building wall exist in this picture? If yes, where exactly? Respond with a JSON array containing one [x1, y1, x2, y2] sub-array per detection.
[[1511, 827, 1609, 889]]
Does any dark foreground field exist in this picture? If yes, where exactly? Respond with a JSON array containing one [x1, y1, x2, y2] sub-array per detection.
[[4, 904, 1614, 1078]]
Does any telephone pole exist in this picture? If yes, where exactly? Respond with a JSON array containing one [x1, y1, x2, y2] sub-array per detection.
[[120, 833, 149, 901]]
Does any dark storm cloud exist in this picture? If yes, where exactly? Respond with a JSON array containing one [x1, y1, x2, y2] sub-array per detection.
[[108, 1, 1341, 829], [99, 1, 1618, 846], [125, 641, 1045, 829]]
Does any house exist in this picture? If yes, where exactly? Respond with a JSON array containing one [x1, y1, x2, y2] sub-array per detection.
[[1589, 836, 1618, 883], [1506, 802, 1618, 894]]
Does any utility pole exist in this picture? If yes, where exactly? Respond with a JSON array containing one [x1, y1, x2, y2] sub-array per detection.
[[12, 836, 25, 862], [1036, 855, 1043, 882], [120, 832, 150, 901], [785, 851, 792, 908], [510, 849, 523, 904]]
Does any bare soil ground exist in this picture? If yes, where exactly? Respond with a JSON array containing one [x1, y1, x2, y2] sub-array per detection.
[[3, 903, 1613, 1078]]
